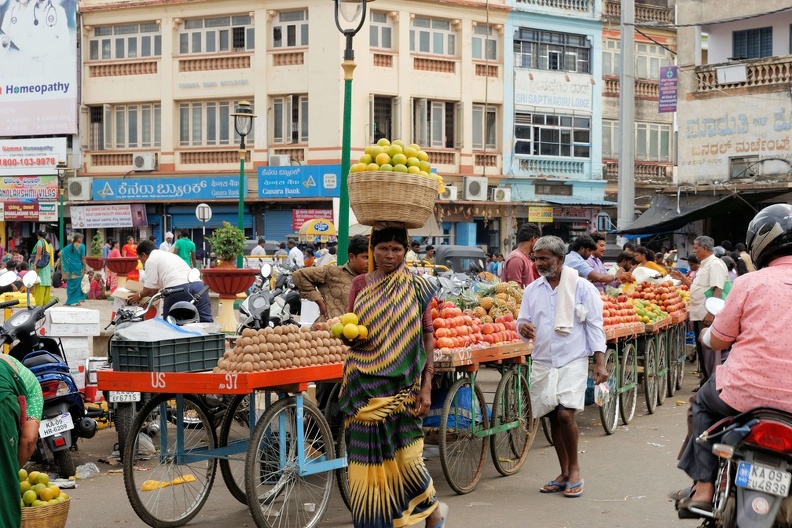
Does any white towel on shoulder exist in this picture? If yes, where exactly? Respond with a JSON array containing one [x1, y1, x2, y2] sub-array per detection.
[[554, 266, 578, 335]]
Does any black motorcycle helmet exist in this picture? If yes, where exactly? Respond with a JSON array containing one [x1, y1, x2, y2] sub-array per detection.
[[166, 301, 200, 326], [745, 203, 792, 269]]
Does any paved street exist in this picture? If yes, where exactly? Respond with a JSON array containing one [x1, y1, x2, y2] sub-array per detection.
[[54, 301, 698, 528]]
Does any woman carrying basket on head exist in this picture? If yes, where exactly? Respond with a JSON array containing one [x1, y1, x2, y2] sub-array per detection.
[[338, 223, 448, 528]]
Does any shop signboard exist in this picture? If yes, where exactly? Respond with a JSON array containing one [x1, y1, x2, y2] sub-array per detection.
[[658, 66, 678, 113], [0, 0, 78, 136], [292, 209, 334, 231], [3, 202, 38, 220], [258, 165, 341, 199], [92, 177, 239, 201], [515, 70, 593, 113], [0, 175, 58, 202], [70, 204, 149, 228], [553, 207, 591, 220], [0, 138, 68, 176], [528, 206, 554, 223], [38, 202, 57, 222]]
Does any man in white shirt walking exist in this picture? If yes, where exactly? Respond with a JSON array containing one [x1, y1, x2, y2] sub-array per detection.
[[517, 236, 607, 499], [251, 238, 267, 256], [287, 240, 304, 270]]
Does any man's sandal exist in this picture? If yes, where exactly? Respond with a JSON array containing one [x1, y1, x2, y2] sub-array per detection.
[[564, 480, 584, 498], [540, 480, 567, 493]]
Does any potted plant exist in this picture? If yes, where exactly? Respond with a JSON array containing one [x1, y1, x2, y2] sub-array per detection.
[[85, 231, 105, 271], [206, 221, 246, 268]]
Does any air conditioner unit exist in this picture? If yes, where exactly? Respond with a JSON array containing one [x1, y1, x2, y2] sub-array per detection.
[[269, 154, 291, 166], [439, 185, 458, 201], [463, 176, 487, 201], [132, 152, 157, 172], [490, 187, 512, 203], [67, 178, 92, 201]]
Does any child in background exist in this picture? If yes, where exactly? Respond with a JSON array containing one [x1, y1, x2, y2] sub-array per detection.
[[88, 273, 107, 300]]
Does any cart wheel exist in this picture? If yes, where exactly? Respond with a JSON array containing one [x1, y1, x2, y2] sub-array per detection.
[[643, 339, 658, 414], [656, 333, 668, 407], [123, 394, 217, 528], [218, 394, 256, 505], [323, 383, 352, 513], [439, 376, 489, 494], [245, 397, 333, 528], [619, 342, 638, 425], [490, 367, 537, 476], [598, 348, 619, 435], [666, 327, 678, 397], [115, 402, 135, 462], [676, 326, 686, 390], [541, 417, 553, 445]]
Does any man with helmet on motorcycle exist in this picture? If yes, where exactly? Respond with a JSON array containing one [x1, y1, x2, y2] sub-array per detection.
[[674, 204, 792, 517]]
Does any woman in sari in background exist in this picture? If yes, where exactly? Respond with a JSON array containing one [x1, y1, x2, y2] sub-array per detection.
[[122, 236, 141, 282], [634, 246, 668, 277], [104, 239, 121, 293], [62, 233, 87, 306], [32, 231, 54, 305], [339, 223, 448, 528]]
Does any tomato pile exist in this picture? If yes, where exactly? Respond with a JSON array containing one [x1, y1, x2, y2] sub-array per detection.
[[601, 294, 642, 329], [431, 300, 520, 353], [628, 281, 687, 318]]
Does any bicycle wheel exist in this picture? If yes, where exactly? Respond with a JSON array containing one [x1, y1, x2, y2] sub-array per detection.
[[245, 397, 334, 528], [643, 339, 657, 414], [598, 348, 619, 435], [123, 394, 217, 528], [541, 417, 553, 445], [666, 327, 678, 397], [490, 368, 536, 476], [619, 342, 638, 425], [218, 394, 252, 505], [323, 383, 352, 513], [656, 333, 668, 407], [439, 376, 489, 494]]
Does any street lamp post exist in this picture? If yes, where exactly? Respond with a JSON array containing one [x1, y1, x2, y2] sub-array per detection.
[[56, 160, 68, 248], [231, 101, 256, 268], [334, 0, 372, 265]]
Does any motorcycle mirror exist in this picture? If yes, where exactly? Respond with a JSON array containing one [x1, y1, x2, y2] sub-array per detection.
[[705, 296, 726, 316], [186, 268, 201, 283], [260, 262, 272, 279], [478, 259, 484, 270], [22, 271, 38, 289], [0, 271, 16, 287]]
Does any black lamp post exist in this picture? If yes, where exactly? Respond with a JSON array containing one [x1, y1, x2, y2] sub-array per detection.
[[56, 160, 68, 249], [231, 101, 256, 268], [334, 0, 372, 265]]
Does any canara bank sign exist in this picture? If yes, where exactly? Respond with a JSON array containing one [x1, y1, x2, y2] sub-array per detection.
[[514, 70, 593, 113]]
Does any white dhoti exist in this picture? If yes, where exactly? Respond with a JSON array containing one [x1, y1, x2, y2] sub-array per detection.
[[530, 357, 589, 419]]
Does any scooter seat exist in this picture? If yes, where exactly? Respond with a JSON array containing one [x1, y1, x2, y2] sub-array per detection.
[[22, 351, 62, 369]]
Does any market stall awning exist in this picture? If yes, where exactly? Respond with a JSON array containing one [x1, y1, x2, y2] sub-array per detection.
[[617, 191, 787, 235], [542, 197, 618, 207], [348, 215, 445, 238]]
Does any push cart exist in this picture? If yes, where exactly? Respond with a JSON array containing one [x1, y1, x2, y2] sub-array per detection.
[[97, 365, 344, 528]]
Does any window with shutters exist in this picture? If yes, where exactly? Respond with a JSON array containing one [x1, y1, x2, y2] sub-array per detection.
[[514, 112, 590, 158], [272, 96, 308, 144], [89, 104, 161, 150], [370, 96, 400, 143], [89, 22, 161, 61], [472, 105, 497, 150], [513, 28, 590, 73], [179, 16, 254, 54], [273, 10, 309, 49], [732, 27, 772, 59], [179, 100, 254, 147]]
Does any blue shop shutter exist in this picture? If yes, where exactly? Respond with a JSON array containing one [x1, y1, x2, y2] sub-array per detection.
[[264, 210, 294, 243], [167, 204, 253, 229]]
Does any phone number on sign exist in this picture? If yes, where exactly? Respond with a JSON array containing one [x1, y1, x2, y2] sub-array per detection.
[[0, 157, 57, 167]]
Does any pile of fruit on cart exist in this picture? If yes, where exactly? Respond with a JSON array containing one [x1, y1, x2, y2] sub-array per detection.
[[600, 278, 691, 333]]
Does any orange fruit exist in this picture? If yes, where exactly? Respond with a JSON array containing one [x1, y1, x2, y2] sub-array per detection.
[[342, 324, 359, 340], [340, 313, 359, 326], [357, 325, 369, 338]]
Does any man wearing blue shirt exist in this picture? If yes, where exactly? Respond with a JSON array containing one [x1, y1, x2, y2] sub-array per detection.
[[565, 235, 625, 288], [518, 235, 607, 499]]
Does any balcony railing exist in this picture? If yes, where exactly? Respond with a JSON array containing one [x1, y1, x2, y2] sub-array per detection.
[[475, 63, 499, 78], [425, 149, 459, 167], [602, 76, 660, 99], [373, 53, 394, 68], [179, 55, 251, 72], [90, 152, 133, 167], [695, 55, 792, 92], [180, 150, 249, 165], [516, 157, 585, 177], [413, 57, 457, 74], [89, 60, 158, 78], [474, 153, 500, 168], [603, 1, 675, 24], [603, 159, 674, 182], [516, 0, 591, 11], [272, 147, 305, 163], [273, 51, 305, 67]]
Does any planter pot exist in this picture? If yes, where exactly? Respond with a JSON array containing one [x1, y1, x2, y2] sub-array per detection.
[[85, 257, 105, 271], [105, 257, 140, 289], [200, 268, 260, 333]]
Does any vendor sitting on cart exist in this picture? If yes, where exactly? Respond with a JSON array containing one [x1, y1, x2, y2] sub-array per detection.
[[126, 241, 213, 323], [518, 235, 607, 499], [339, 222, 448, 528]]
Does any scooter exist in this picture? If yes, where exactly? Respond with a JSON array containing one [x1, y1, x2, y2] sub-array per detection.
[[0, 271, 97, 478], [681, 296, 792, 527], [237, 263, 299, 333]]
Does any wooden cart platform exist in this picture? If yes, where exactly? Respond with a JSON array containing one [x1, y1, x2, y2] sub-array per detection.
[[644, 317, 672, 333], [604, 323, 645, 342], [433, 342, 532, 371]]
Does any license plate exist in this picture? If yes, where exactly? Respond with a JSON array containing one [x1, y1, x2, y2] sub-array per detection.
[[736, 461, 792, 497], [39, 413, 74, 438], [109, 391, 141, 403]]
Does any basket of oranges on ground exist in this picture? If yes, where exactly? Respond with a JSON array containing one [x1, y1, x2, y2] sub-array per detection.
[[348, 138, 443, 229], [19, 469, 70, 528]]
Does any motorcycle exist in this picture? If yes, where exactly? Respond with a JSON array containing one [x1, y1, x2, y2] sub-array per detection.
[[680, 296, 792, 527], [0, 271, 97, 478], [237, 263, 300, 333]]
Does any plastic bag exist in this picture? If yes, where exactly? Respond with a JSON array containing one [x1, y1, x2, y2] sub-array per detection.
[[594, 382, 610, 407], [75, 462, 100, 479]]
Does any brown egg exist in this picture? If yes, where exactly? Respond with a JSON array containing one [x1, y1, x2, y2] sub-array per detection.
[[258, 328, 267, 336], [263, 360, 272, 370], [274, 326, 283, 335], [251, 336, 260, 345], [284, 358, 293, 368], [241, 328, 255, 338], [278, 358, 287, 369], [264, 352, 273, 361], [263, 326, 274, 335]]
